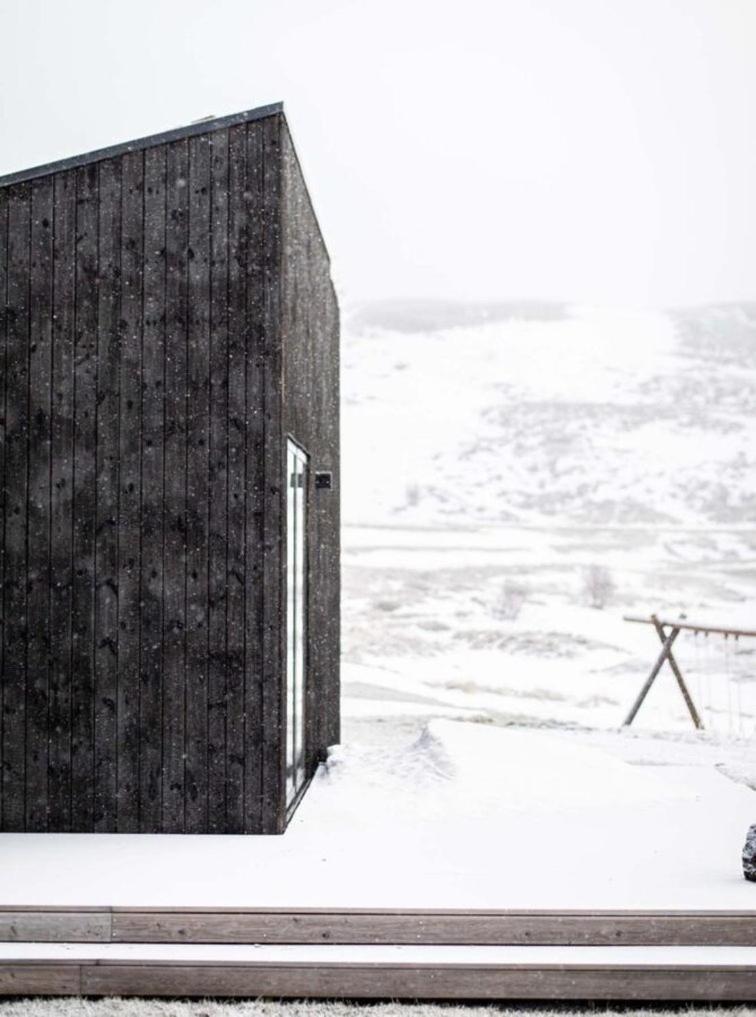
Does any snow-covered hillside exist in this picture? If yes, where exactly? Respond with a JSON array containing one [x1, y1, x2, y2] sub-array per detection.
[[340, 302, 756, 747], [342, 302, 756, 527]]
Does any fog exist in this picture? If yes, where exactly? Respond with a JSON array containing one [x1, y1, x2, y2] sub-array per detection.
[[2, 0, 755, 307]]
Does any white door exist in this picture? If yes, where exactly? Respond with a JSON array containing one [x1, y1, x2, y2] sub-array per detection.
[[286, 439, 307, 807]]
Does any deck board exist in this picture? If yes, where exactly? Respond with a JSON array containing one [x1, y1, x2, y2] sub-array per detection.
[[0, 907, 754, 946], [1, 944, 755, 1000]]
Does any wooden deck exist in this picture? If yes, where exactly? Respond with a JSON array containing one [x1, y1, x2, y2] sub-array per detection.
[[1, 944, 756, 1000], [1, 908, 755, 999], [1, 906, 756, 945]]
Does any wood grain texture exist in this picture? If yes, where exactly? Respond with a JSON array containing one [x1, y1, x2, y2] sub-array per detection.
[[162, 137, 189, 833], [93, 157, 122, 831], [75, 961, 756, 1001], [258, 114, 285, 835], [107, 910, 756, 946], [139, 145, 167, 831], [71, 162, 99, 831], [0, 964, 81, 996], [116, 150, 144, 833], [225, 124, 248, 834], [2, 184, 31, 832], [48, 171, 76, 831], [0, 911, 111, 942], [0, 109, 338, 833], [2, 907, 755, 951], [207, 130, 230, 834], [184, 133, 211, 834], [25, 176, 54, 831], [245, 118, 270, 833], [280, 118, 341, 774], [0, 189, 7, 828]]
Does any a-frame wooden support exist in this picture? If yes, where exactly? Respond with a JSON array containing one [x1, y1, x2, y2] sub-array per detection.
[[623, 615, 704, 729]]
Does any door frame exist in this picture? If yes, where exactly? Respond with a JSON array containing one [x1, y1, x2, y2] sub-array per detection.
[[284, 435, 309, 816]]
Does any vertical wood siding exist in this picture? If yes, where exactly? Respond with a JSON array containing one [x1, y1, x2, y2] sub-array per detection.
[[0, 111, 337, 829], [26, 177, 53, 830], [0, 110, 338, 833], [48, 172, 76, 830], [226, 125, 249, 833], [280, 121, 341, 794], [3, 183, 31, 832], [0, 190, 7, 834], [93, 157, 121, 831], [162, 138, 189, 832], [255, 117, 283, 833]]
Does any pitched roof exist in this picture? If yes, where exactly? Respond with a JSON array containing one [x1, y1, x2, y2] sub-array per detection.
[[0, 101, 283, 187]]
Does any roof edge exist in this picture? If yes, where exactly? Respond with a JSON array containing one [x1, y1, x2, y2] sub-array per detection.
[[0, 102, 284, 188]]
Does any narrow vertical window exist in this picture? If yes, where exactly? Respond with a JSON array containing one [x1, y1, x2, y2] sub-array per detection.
[[286, 438, 308, 808]]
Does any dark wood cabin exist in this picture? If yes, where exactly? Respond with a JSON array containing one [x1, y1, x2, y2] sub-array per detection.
[[0, 103, 340, 834]]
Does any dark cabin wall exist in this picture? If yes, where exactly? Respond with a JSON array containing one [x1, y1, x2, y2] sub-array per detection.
[[279, 118, 341, 778], [0, 113, 287, 833]]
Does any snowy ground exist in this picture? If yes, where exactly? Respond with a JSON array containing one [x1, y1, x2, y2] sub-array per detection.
[[3, 717, 753, 910], [341, 301, 756, 789], [3, 1003, 756, 1017]]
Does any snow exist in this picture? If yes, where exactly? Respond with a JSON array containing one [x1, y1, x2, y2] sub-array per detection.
[[342, 303, 756, 528], [341, 301, 756, 749], [327, 300, 756, 913], [0, 719, 753, 911], [1, 942, 755, 967]]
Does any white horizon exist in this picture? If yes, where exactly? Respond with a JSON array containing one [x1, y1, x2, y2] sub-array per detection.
[[3, 0, 756, 309]]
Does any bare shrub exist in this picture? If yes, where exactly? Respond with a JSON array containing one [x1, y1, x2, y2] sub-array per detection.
[[405, 483, 421, 508], [493, 579, 530, 621], [583, 564, 615, 609]]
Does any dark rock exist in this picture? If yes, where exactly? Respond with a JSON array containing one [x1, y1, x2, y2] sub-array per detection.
[[743, 824, 756, 882]]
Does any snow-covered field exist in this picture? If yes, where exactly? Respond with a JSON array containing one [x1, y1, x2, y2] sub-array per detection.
[[340, 301, 756, 782]]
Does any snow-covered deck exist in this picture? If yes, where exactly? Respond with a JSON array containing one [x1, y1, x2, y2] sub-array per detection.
[[3, 942, 756, 1001], [2, 720, 755, 999], [1, 720, 753, 913]]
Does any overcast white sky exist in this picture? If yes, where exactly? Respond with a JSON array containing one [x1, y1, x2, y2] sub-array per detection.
[[2, 0, 755, 308]]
